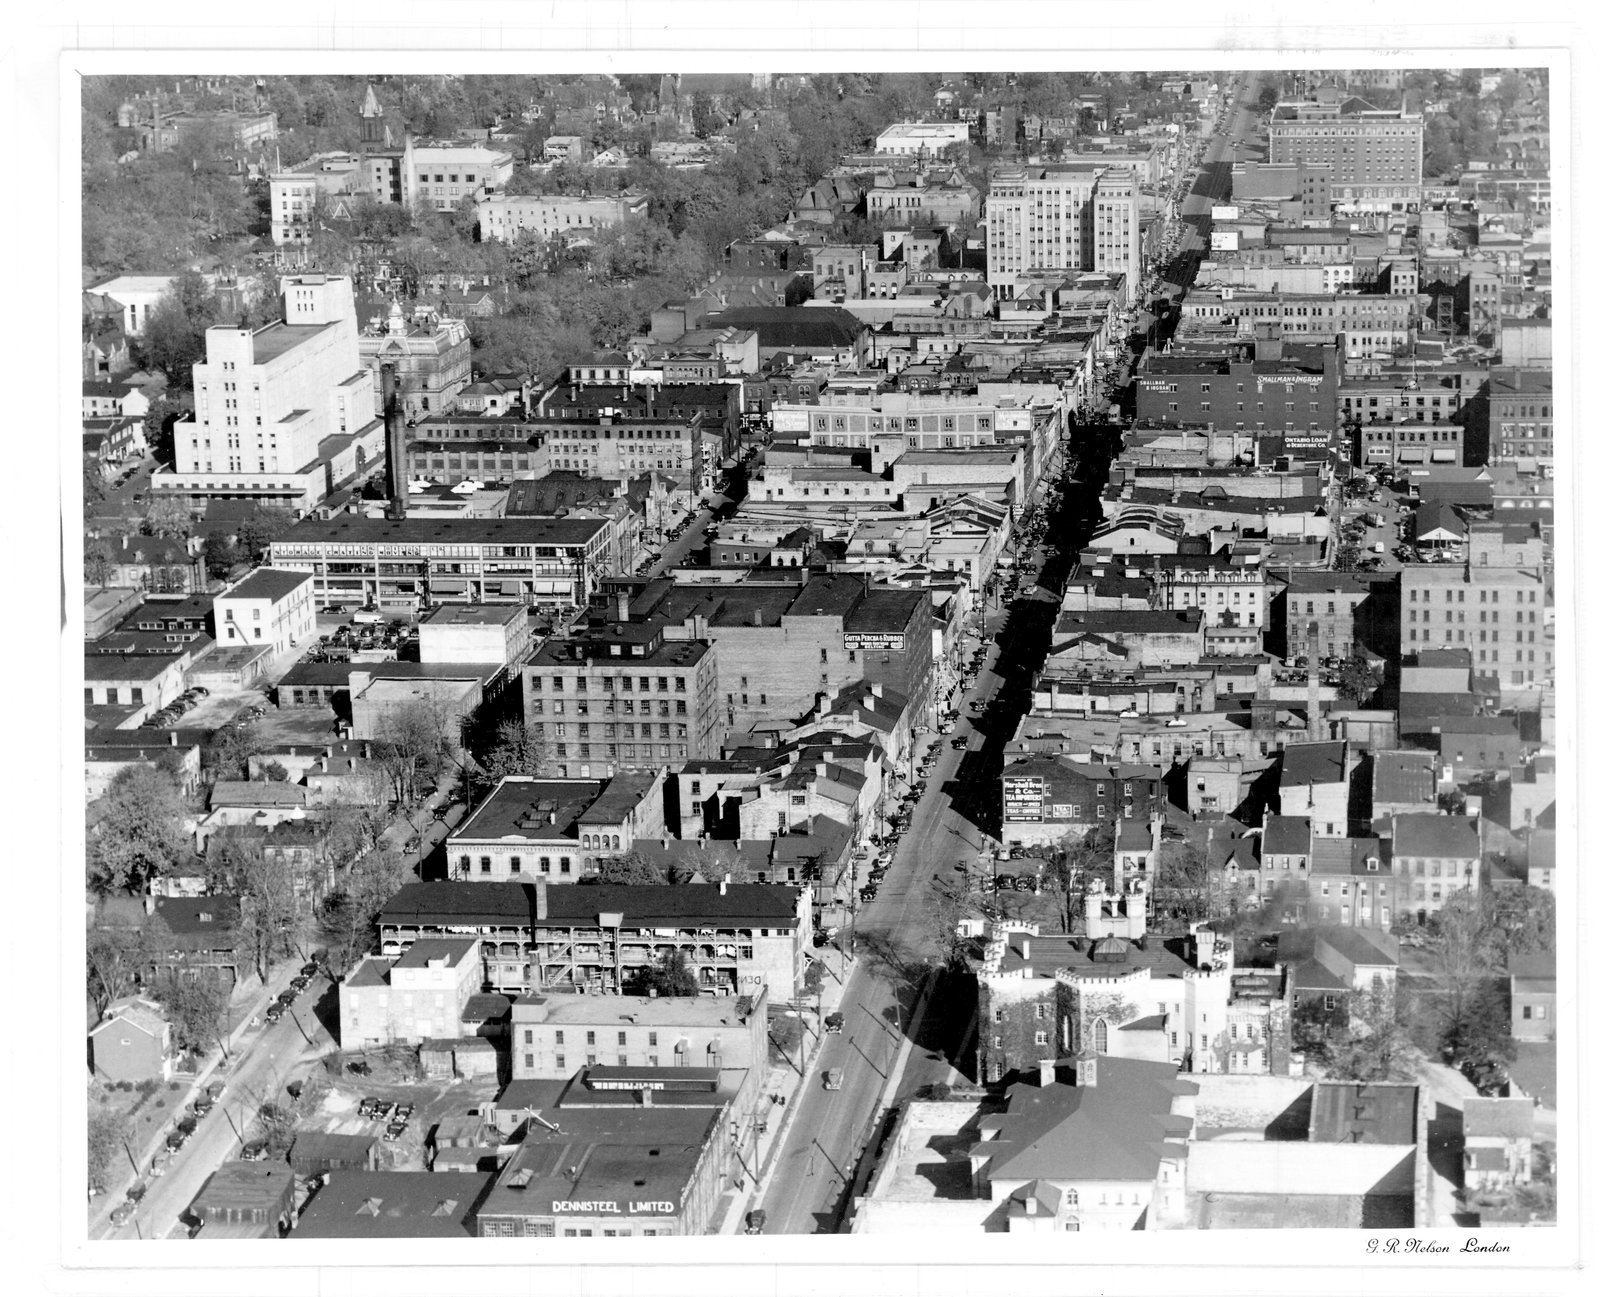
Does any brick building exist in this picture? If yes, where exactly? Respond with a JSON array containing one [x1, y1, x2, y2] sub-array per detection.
[[1000, 755, 1166, 846], [1135, 346, 1339, 444], [523, 622, 723, 777]]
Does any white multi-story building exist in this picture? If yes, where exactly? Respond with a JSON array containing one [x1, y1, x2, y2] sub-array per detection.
[[476, 192, 650, 243], [212, 568, 315, 654], [874, 121, 970, 157], [400, 138, 515, 211], [157, 273, 383, 511], [984, 165, 1141, 296], [339, 937, 482, 1049]]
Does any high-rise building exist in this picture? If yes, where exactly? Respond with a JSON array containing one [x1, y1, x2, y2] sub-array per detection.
[[1267, 93, 1423, 210], [984, 165, 1141, 296], [157, 274, 384, 510]]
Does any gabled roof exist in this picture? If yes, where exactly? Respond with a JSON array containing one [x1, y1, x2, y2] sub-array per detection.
[[1280, 741, 1347, 788], [1390, 812, 1479, 860], [977, 1057, 1197, 1185], [1261, 815, 1312, 856], [1462, 1097, 1535, 1141]]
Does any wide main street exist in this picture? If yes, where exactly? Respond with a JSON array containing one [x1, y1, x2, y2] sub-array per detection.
[[757, 407, 1123, 1233], [754, 81, 1251, 1232]]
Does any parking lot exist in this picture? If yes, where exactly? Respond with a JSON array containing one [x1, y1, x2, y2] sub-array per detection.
[[284, 1062, 502, 1172]]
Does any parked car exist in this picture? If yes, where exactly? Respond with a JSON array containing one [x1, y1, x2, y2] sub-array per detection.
[[165, 1129, 187, 1153], [950, 736, 968, 750], [346, 1060, 370, 1076], [358, 1097, 382, 1118], [240, 1141, 268, 1162], [191, 1095, 214, 1118], [109, 1202, 136, 1227], [383, 1120, 407, 1142], [264, 1004, 284, 1024], [860, 885, 879, 902], [394, 1103, 415, 1121]]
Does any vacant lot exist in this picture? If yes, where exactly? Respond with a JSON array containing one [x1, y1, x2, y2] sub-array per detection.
[[285, 1055, 501, 1172]]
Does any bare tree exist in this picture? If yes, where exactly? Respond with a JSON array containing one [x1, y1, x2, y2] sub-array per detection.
[[371, 697, 460, 809], [87, 926, 149, 1016], [1039, 825, 1113, 933], [1424, 890, 1492, 1046]]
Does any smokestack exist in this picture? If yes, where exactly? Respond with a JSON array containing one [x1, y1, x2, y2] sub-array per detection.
[[382, 362, 406, 520], [535, 877, 549, 921]]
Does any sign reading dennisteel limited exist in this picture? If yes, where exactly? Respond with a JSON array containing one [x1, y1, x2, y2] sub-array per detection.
[[549, 1199, 678, 1214]]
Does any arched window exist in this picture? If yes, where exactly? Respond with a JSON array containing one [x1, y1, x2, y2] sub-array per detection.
[[1093, 1018, 1108, 1053]]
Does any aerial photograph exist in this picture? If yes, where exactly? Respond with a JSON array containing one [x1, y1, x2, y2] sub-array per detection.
[[78, 65, 1559, 1243]]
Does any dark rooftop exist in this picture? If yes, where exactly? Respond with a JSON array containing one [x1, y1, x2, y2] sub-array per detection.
[[291, 1171, 494, 1239]]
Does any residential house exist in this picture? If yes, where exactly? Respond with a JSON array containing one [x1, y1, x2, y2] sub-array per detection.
[[1509, 955, 1554, 1042], [1462, 1098, 1536, 1193], [1389, 812, 1482, 924], [1305, 836, 1392, 930], [1258, 814, 1312, 915], [88, 996, 173, 1083], [140, 895, 244, 989]]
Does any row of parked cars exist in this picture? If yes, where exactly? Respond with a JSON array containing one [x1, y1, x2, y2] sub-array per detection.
[[264, 962, 320, 1024], [359, 1096, 416, 1142], [139, 684, 209, 728]]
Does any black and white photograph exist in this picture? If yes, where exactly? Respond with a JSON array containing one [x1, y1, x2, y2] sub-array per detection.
[[21, 3, 1591, 1293]]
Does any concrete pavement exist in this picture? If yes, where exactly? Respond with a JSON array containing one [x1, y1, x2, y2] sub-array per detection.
[[93, 962, 331, 1239]]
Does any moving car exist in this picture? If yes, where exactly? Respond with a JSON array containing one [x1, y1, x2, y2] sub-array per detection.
[[822, 1069, 843, 1091]]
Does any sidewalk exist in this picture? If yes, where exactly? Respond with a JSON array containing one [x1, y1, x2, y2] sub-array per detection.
[[89, 958, 306, 1228]]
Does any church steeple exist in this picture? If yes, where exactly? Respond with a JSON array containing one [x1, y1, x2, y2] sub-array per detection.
[[360, 82, 391, 148]]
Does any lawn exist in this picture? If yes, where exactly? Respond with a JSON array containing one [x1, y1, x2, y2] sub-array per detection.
[[91, 1076, 188, 1172]]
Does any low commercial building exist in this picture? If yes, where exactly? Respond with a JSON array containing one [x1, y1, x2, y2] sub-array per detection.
[[188, 1162, 298, 1240], [509, 988, 768, 1080], [339, 937, 483, 1049], [475, 1071, 737, 1237], [292, 1170, 493, 1238], [269, 514, 613, 611], [417, 602, 534, 666]]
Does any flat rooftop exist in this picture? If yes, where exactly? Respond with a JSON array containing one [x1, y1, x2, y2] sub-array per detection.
[[423, 603, 525, 627], [250, 322, 331, 365]]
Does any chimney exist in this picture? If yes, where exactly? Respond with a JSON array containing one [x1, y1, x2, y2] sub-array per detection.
[[534, 877, 549, 920], [169, 730, 178, 747], [144, 893, 156, 915], [382, 363, 406, 519], [719, 878, 728, 896], [1038, 1058, 1055, 1085], [640, 1087, 653, 1107]]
